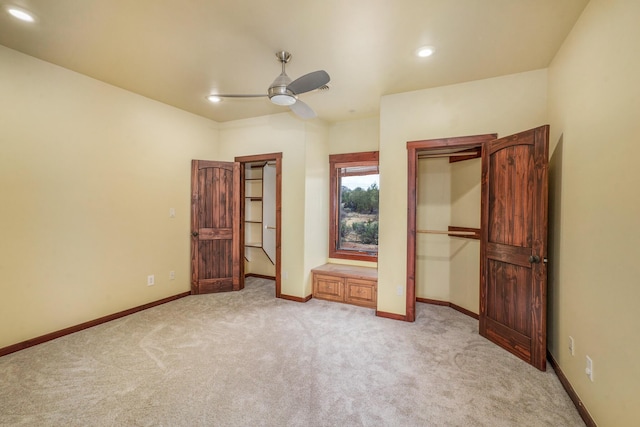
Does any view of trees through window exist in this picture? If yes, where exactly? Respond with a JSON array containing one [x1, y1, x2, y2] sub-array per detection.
[[339, 174, 379, 253]]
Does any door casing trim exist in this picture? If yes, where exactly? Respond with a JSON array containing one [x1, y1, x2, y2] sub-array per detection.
[[235, 153, 283, 298], [405, 134, 497, 322]]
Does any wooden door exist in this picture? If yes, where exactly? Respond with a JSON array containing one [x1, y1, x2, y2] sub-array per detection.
[[191, 160, 242, 294], [480, 125, 549, 370]]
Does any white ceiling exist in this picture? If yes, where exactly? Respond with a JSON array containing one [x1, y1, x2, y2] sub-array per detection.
[[0, 0, 588, 123]]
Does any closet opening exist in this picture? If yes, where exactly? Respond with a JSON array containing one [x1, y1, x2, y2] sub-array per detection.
[[405, 134, 496, 322], [235, 153, 282, 298]]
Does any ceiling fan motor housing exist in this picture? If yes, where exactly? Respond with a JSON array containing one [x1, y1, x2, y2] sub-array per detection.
[[268, 71, 296, 105]]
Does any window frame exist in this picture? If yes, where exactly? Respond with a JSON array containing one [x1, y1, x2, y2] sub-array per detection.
[[329, 151, 379, 262]]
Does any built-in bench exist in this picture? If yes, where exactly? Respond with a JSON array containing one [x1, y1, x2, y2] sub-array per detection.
[[311, 263, 377, 309]]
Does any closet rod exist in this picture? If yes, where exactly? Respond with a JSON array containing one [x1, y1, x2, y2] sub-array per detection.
[[417, 229, 477, 236]]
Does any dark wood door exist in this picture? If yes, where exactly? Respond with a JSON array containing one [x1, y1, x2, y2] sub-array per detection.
[[480, 125, 549, 370], [191, 160, 242, 294]]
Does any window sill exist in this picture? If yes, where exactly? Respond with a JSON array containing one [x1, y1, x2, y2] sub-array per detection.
[[329, 249, 378, 263]]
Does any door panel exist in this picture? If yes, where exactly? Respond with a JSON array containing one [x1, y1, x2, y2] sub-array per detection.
[[191, 160, 242, 294], [488, 146, 535, 248], [480, 125, 549, 370], [486, 259, 532, 336]]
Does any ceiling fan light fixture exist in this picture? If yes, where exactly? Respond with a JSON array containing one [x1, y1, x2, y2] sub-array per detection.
[[268, 84, 296, 106], [416, 46, 435, 58], [270, 94, 296, 106]]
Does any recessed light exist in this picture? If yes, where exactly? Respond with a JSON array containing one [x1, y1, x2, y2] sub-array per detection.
[[7, 7, 36, 22], [416, 46, 435, 58], [207, 95, 222, 103]]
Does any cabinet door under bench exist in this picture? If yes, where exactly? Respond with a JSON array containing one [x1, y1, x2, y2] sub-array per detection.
[[345, 277, 377, 307], [311, 263, 377, 309], [313, 274, 345, 302]]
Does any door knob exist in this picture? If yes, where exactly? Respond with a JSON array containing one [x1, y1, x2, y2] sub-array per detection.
[[191, 231, 199, 237], [529, 255, 540, 263]]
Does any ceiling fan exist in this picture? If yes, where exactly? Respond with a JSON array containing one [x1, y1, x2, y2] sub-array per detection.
[[208, 51, 330, 119]]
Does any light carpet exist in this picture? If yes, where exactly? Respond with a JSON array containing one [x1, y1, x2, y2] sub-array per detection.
[[0, 277, 584, 426]]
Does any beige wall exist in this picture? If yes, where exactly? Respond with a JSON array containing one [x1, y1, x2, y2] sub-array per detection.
[[303, 121, 330, 294], [547, 1, 640, 425], [0, 46, 219, 348], [217, 114, 329, 298], [416, 158, 451, 301], [244, 248, 275, 277], [378, 69, 548, 315], [328, 116, 379, 155], [449, 158, 481, 313]]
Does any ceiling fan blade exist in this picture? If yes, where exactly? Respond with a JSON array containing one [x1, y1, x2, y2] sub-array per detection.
[[289, 99, 316, 119], [287, 70, 330, 95], [214, 94, 268, 98]]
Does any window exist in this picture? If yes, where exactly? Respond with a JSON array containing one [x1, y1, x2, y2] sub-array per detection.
[[329, 151, 379, 261]]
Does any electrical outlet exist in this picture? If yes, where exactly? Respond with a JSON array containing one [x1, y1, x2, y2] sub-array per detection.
[[169, 208, 176, 218], [396, 285, 403, 296], [283, 271, 288, 280], [147, 275, 155, 286], [169, 271, 175, 280], [585, 355, 594, 382], [569, 336, 575, 356]]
